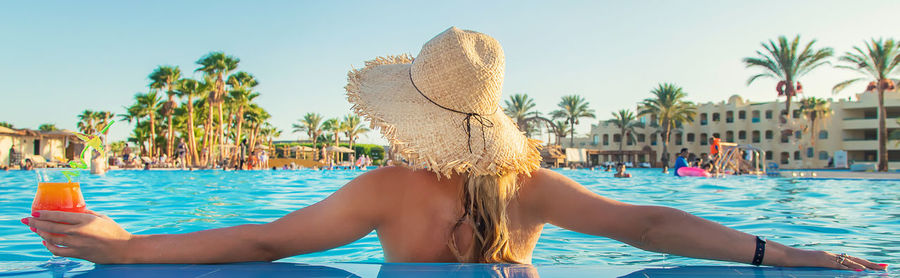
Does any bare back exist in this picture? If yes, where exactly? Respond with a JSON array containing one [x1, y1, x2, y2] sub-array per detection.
[[369, 167, 545, 263]]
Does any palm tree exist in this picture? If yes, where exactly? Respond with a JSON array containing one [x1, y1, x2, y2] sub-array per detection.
[[503, 93, 537, 133], [342, 114, 370, 149], [175, 78, 209, 166], [127, 124, 150, 155], [38, 124, 58, 132], [638, 83, 696, 170], [134, 91, 163, 157], [833, 38, 900, 172], [551, 120, 571, 146], [799, 97, 832, 147], [195, 52, 240, 161], [322, 118, 343, 147], [744, 35, 833, 117], [608, 109, 641, 153], [550, 95, 595, 147], [227, 71, 259, 148], [77, 110, 97, 134], [149, 65, 182, 157], [244, 104, 270, 151], [292, 113, 325, 160], [0, 122, 12, 128]]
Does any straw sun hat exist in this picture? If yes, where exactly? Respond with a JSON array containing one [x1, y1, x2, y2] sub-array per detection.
[[345, 27, 542, 177]]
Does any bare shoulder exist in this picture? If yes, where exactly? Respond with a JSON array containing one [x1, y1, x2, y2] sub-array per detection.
[[516, 169, 574, 213], [518, 169, 573, 195], [346, 166, 437, 196]]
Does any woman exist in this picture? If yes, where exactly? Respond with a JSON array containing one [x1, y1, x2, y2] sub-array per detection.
[[21, 27, 885, 270]]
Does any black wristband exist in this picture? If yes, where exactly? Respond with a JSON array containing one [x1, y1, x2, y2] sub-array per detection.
[[752, 236, 766, 266]]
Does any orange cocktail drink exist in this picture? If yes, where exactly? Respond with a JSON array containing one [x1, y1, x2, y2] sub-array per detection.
[[32, 182, 86, 213]]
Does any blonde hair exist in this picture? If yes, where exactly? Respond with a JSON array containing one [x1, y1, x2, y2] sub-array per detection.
[[448, 171, 520, 263]]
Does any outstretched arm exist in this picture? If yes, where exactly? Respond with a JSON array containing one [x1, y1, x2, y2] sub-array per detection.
[[525, 169, 885, 271], [24, 169, 389, 264]]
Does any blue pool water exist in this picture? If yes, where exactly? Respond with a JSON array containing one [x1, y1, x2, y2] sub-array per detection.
[[0, 168, 897, 273]]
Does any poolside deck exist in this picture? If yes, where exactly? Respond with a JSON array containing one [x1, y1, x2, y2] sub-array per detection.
[[779, 170, 900, 180]]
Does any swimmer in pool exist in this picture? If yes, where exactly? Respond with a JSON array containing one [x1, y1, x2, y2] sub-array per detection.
[[21, 28, 886, 271], [614, 163, 632, 178]]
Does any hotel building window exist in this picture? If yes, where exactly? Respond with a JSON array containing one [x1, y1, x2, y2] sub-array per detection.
[[765, 110, 773, 119], [738, 131, 746, 140], [726, 111, 734, 123], [794, 151, 801, 160], [780, 152, 790, 164], [819, 131, 828, 139], [637, 134, 646, 142], [765, 151, 773, 160], [780, 133, 789, 143], [751, 131, 759, 142], [674, 133, 683, 145], [792, 110, 800, 119], [807, 147, 814, 158], [687, 133, 695, 142], [739, 110, 746, 120], [700, 113, 708, 125], [725, 131, 734, 142], [700, 133, 708, 145], [613, 134, 621, 143], [651, 134, 657, 145], [712, 113, 720, 122], [592, 135, 599, 145], [794, 130, 802, 139], [713, 133, 720, 139], [819, 151, 829, 160], [765, 130, 773, 140], [603, 134, 609, 145]]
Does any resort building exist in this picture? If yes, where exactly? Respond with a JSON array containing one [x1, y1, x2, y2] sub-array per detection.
[[572, 89, 900, 169], [0, 127, 81, 168]]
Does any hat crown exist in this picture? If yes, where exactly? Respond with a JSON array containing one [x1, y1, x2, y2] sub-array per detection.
[[410, 27, 504, 115]]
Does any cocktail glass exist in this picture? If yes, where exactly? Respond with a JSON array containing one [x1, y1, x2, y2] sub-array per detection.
[[33, 168, 85, 267]]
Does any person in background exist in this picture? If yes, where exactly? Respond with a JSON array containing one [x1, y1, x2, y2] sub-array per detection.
[[122, 143, 132, 166], [238, 139, 248, 170], [660, 152, 670, 174], [176, 139, 187, 169], [614, 163, 632, 178], [708, 137, 721, 173], [260, 150, 269, 169], [673, 148, 689, 177]]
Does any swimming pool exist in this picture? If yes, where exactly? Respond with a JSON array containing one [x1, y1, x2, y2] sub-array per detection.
[[0, 168, 897, 275]]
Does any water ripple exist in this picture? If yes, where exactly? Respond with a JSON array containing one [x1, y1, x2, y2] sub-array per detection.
[[0, 168, 897, 268]]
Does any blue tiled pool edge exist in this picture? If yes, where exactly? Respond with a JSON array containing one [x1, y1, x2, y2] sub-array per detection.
[[0, 262, 890, 277]]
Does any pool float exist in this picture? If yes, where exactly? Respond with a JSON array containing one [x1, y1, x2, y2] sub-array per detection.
[[677, 167, 711, 177]]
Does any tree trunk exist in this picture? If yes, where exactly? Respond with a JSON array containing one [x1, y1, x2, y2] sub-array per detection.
[[568, 118, 575, 147], [206, 91, 215, 166], [311, 133, 318, 160], [166, 91, 176, 157], [661, 122, 671, 171], [878, 87, 888, 171], [234, 105, 245, 150], [216, 74, 226, 163], [618, 129, 625, 153], [148, 112, 155, 158], [187, 96, 199, 167]]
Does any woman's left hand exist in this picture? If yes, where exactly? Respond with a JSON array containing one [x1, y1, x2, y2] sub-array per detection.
[[791, 249, 888, 271], [22, 209, 133, 264]]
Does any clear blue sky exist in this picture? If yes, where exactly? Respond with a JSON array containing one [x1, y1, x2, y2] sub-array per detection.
[[1, 0, 897, 144]]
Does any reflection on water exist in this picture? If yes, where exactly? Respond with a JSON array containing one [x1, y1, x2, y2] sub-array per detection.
[[0, 168, 897, 269]]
